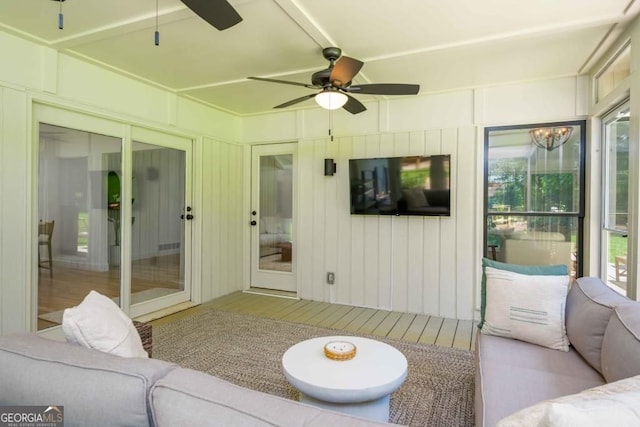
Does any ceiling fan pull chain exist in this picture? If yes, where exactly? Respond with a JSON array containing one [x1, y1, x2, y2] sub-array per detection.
[[329, 110, 334, 142], [58, 0, 63, 30], [154, 0, 160, 46]]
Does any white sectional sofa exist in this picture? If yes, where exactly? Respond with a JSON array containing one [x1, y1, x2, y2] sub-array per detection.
[[475, 275, 640, 426], [0, 333, 393, 426]]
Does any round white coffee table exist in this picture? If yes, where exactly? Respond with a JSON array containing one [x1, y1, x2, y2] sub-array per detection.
[[281, 336, 408, 422]]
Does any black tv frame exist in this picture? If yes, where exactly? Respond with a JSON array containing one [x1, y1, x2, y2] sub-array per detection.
[[349, 154, 451, 217]]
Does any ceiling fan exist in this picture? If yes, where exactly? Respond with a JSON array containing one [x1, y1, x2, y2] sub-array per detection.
[[248, 47, 420, 114], [180, 0, 242, 31]]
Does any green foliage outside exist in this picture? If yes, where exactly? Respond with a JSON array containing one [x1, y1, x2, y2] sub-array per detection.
[[488, 158, 576, 213], [609, 234, 627, 263], [401, 169, 430, 189], [78, 211, 88, 248]]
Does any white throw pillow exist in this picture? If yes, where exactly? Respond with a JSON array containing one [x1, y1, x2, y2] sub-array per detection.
[[62, 290, 148, 358], [481, 266, 570, 351], [498, 375, 640, 427]]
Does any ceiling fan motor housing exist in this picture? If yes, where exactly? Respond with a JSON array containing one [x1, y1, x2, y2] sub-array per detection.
[[311, 69, 332, 87]]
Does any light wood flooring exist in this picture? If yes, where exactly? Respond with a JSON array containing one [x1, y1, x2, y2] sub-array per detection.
[[38, 255, 181, 330], [152, 291, 478, 351]]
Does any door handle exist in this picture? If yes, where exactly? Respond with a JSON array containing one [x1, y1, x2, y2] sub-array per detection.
[[181, 207, 194, 220]]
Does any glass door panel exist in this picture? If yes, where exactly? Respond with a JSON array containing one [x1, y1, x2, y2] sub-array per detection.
[[37, 123, 123, 331], [129, 141, 186, 306], [126, 126, 193, 318], [602, 101, 630, 293], [250, 144, 296, 292]]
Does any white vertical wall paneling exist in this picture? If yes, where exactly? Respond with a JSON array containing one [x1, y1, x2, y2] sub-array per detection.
[[363, 134, 381, 308], [297, 139, 315, 299], [200, 138, 244, 301], [312, 138, 327, 301], [406, 216, 424, 314], [391, 216, 409, 312], [200, 140, 215, 301], [241, 144, 252, 289], [231, 144, 244, 293], [439, 129, 459, 318], [392, 133, 412, 311], [456, 127, 477, 319], [423, 130, 443, 315], [219, 142, 231, 293], [350, 136, 367, 306], [390, 133, 411, 313], [377, 134, 394, 310], [224, 142, 242, 295], [336, 136, 353, 304], [1, 88, 29, 333], [407, 131, 427, 314], [324, 137, 339, 303]]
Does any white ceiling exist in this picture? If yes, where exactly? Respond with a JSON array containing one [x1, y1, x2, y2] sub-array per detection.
[[1, 0, 638, 116]]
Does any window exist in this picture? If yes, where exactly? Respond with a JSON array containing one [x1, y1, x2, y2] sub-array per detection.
[[484, 121, 586, 277], [601, 101, 630, 294], [595, 43, 630, 103]]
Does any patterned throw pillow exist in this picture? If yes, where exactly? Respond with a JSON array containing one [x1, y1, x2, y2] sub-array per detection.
[[482, 266, 570, 351], [479, 257, 568, 329]]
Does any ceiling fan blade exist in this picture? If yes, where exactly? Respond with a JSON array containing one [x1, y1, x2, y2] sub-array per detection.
[[342, 94, 367, 115], [274, 94, 316, 109], [248, 76, 316, 89], [330, 56, 364, 86], [347, 83, 420, 95], [181, 0, 242, 31]]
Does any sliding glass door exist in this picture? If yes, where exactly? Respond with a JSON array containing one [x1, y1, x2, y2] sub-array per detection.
[[35, 106, 193, 330]]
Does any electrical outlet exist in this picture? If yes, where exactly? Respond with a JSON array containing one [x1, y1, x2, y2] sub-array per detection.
[[327, 272, 335, 285]]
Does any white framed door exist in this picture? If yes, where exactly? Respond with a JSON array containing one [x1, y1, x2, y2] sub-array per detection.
[[250, 143, 297, 292], [34, 104, 194, 331], [127, 126, 193, 317]]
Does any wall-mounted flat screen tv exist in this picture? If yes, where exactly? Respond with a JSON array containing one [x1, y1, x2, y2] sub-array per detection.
[[349, 155, 451, 216]]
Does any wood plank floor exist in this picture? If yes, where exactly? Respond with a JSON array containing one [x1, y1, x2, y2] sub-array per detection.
[[37, 255, 181, 330], [152, 291, 478, 351]]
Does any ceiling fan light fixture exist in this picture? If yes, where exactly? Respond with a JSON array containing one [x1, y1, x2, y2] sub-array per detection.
[[315, 90, 348, 110]]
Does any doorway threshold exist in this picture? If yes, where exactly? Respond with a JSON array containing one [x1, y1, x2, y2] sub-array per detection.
[[135, 301, 199, 323], [245, 288, 298, 300]]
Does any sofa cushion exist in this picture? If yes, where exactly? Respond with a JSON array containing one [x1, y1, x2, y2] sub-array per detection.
[[479, 258, 568, 329], [496, 374, 640, 427], [62, 290, 148, 358], [0, 334, 176, 427], [565, 277, 630, 374], [481, 266, 570, 351], [150, 368, 392, 426], [601, 303, 640, 383], [475, 333, 605, 427]]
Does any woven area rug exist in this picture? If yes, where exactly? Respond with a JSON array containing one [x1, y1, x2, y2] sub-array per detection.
[[154, 308, 474, 427]]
